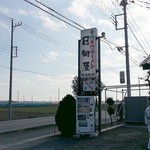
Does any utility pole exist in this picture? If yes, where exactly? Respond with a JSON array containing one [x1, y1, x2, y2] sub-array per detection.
[[116, 0, 131, 97], [8, 18, 22, 119], [122, 0, 131, 97]]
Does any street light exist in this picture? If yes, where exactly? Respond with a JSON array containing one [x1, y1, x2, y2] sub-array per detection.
[[96, 32, 105, 134]]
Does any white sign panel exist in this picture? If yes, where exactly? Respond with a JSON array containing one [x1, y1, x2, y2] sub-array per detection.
[[83, 79, 95, 91], [80, 28, 98, 78]]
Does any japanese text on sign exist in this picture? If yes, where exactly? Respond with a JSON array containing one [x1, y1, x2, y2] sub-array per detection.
[[80, 28, 98, 78]]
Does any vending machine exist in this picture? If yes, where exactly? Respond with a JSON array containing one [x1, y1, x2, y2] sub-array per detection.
[[75, 96, 96, 136]]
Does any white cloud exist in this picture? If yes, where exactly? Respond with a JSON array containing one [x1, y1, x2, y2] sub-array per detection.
[[68, 0, 92, 19], [18, 8, 28, 16], [0, 22, 9, 31], [42, 51, 59, 63], [98, 19, 114, 29], [0, 6, 9, 14], [34, 13, 65, 30], [20, 9, 64, 30]]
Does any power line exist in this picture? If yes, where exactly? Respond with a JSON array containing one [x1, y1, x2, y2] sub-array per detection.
[[111, 0, 149, 56], [0, 13, 77, 55], [91, 0, 147, 58], [127, 8, 150, 55], [130, 0, 150, 8], [35, 0, 85, 30], [0, 44, 10, 53], [0, 5, 145, 72], [128, 24, 149, 56], [0, 65, 73, 79], [91, 0, 115, 25], [21, 23, 77, 54], [24, 0, 83, 30]]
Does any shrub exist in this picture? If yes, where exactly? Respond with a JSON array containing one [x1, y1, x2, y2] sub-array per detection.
[[106, 97, 115, 125], [106, 97, 115, 106], [55, 94, 76, 136]]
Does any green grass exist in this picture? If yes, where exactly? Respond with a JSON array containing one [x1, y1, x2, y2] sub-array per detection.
[[0, 104, 58, 121]]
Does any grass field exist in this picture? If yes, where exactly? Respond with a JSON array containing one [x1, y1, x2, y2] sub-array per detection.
[[0, 104, 58, 121], [0, 103, 121, 122]]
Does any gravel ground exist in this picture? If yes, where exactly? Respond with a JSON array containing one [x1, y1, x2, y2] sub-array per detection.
[[28, 126, 148, 150]]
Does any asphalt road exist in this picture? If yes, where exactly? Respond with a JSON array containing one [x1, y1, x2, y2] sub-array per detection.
[[0, 111, 113, 133], [0, 116, 55, 133], [0, 111, 115, 133], [0, 124, 124, 150], [0, 111, 118, 150], [0, 126, 60, 150]]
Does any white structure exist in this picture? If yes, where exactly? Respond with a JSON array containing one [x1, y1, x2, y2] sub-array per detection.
[[75, 96, 96, 137], [80, 28, 98, 79]]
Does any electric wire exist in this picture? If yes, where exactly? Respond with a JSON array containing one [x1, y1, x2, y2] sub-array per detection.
[[130, 0, 150, 8], [128, 24, 149, 56], [0, 13, 77, 55], [0, 65, 73, 79], [127, 8, 150, 55], [111, 0, 150, 61], [110, 0, 148, 56], [0, 4, 146, 71], [91, 0, 115, 25], [91, 0, 147, 57], [24, 0, 83, 30], [35, 0, 85, 30], [21, 23, 77, 54]]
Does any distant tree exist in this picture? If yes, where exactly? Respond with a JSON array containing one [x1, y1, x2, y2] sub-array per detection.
[[71, 76, 79, 96], [71, 76, 105, 96], [106, 97, 115, 125], [55, 94, 76, 136]]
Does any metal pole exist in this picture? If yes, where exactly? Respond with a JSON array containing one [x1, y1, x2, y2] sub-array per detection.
[[104, 88, 107, 128], [122, 89, 124, 100], [138, 77, 141, 96], [8, 18, 14, 119], [78, 40, 81, 96], [97, 37, 101, 134], [122, 0, 131, 97]]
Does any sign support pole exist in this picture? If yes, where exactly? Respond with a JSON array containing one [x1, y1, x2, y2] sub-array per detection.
[[78, 40, 81, 96], [97, 36, 101, 134]]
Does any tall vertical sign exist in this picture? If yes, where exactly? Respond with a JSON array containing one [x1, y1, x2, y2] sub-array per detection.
[[80, 28, 98, 91], [80, 28, 98, 79]]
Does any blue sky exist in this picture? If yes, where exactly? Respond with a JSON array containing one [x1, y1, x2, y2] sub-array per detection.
[[0, 0, 149, 102]]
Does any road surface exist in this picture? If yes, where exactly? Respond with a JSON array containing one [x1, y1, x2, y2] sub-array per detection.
[[0, 111, 114, 133]]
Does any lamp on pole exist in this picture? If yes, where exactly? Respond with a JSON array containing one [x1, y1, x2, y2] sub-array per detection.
[[96, 32, 105, 134], [8, 18, 22, 119]]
